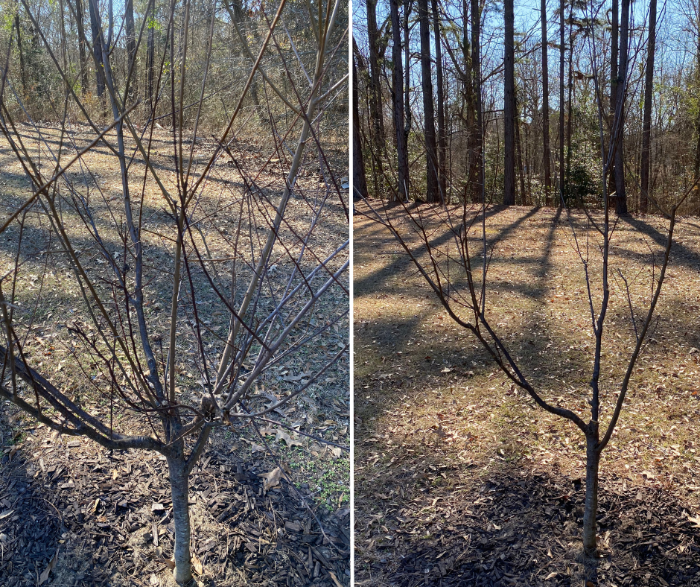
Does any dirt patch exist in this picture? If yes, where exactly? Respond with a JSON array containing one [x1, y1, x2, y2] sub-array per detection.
[[354, 202, 700, 586]]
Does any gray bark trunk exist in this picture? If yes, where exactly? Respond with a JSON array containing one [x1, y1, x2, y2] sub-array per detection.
[[640, 0, 657, 214], [614, 0, 629, 215], [353, 38, 369, 200], [432, 0, 446, 203], [541, 0, 551, 201], [88, 0, 105, 97], [503, 0, 515, 206], [582, 424, 600, 556], [167, 453, 193, 584], [418, 0, 438, 202], [391, 0, 409, 200]]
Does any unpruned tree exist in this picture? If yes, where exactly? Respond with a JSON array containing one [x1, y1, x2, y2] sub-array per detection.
[[0, 0, 349, 583]]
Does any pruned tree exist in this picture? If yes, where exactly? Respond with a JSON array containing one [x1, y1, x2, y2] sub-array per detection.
[[357, 0, 695, 561], [0, 0, 349, 583]]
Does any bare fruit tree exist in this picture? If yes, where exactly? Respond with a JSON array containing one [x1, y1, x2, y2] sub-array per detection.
[[0, 0, 349, 583], [358, 0, 692, 559]]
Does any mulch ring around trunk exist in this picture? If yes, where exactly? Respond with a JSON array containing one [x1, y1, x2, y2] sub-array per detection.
[[363, 468, 700, 587], [0, 412, 350, 587]]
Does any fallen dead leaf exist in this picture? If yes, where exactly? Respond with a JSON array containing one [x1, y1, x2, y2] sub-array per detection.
[[275, 429, 303, 447], [331, 446, 342, 458], [38, 547, 59, 585], [192, 554, 203, 575], [259, 467, 282, 491]]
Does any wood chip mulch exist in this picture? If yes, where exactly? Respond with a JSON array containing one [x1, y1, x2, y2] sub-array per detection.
[[358, 467, 700, 587], [0, 413, 350, 587]]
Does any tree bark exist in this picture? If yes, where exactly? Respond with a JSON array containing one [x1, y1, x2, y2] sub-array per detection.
[[558, 0, 565, 206], [582, 423, 600, 556], [167, 451, 193, 584], [432, 0, 446, 203], [503, 0, 516, 206], [73, 0, 89, 95], [391, 0, 409, 200], [608, 0, 618, 198], [147, 25, 155, 105], [125, 0, 137, 101], [14, 12, 26, 94], [353, 39, 369, 200], [404, 0, 412, 146], [614, 0, 629, 215], [471, 0, 483, 205], [367, 0, 386, 170], [541, 0, 552, 202], [640, 0, 657, 214], [88, 0, 105, 97], [418, 0, 439, 202]]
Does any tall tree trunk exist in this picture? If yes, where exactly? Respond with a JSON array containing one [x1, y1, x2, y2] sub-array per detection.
[[640, 0, 657, 214], [125, 0, 137, 101], [404, 0, 412, 146], [353, 39, 369, 200], [88, 0, 105, 97], [73, 0, 89, 95], [608, 0, 618, 197], [582, 423, 600, 555], [391, 0, 409, 201], [367, 0, 385, 170], [471, 0, 484, 205], [227, 0, 262, 115], [503, 0, 516, 206], [614, 0, 629, 215], [418, 0, 438, 202], [558, 0, 565, 206], [565, 7, 574, 198], [515, 92, 526, 205], [541, 0, 552, 203], [432, 0, 446, 203], [147, 24, 155, 105], [14, 12, 26, 94]]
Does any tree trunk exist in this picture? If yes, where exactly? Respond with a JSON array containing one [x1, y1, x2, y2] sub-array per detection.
[[471, 0, 483, 205], [541, 0, 551, 202], [167, 452, 193, 584], [608, 0, 618, 197], [418, 0, 439, 202], [73, 0, 89, 95], [614, 0, 629, 215], [515, 92, 526, 205], [353, 39, 369, 200], [432, 0, 446, 203], [125, 0, 137, 101], [582, 423, 600, 556], [565, 7, 574, 199], [367, 0, 385, 170], [14, 12, 26, 94], [640, 0, 656, 215], [462, 0, 477, 203], [391, 0, 409, 200], [503, 0, 516, 206], [88, 0, 105, 97], [558, 0, 565, 206], [404, 0, 412, 146], [147, 23, 155, 105]]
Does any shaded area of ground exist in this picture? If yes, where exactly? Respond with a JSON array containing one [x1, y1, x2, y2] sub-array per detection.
[[0, 409, 350, 587], [354, 202, 700, 587]]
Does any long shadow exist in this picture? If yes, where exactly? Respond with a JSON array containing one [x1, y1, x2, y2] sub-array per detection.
[[619, 215, 700, 270], [354, 207, 700, 586], [354, 204, 541, 297]]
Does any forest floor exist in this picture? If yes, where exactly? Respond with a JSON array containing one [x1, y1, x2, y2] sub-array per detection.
[[0, 124, 350, 586], [354, 201, 700, 587]]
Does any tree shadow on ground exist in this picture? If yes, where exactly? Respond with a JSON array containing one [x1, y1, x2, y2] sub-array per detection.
[[361, 457, 700, 587]]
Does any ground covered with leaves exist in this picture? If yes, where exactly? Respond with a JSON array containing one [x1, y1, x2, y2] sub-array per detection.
[[0, 124, 350, 586], [354, 202, 700, 587]]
